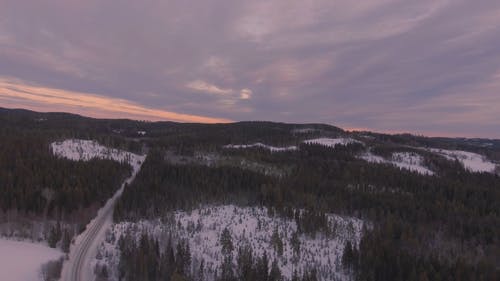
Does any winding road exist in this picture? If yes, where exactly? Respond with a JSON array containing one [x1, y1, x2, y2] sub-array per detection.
[[61, 159, 143, 281]]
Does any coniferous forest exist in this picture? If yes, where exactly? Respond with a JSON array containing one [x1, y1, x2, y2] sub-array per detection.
[[0, 112, 132, 242], [1, 108, 499, 281], [114, 144, 499, 281]]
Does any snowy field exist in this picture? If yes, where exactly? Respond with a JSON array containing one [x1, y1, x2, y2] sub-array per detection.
[[97, 205, 366, 281], [0, 238, 62, 281], [360, 151, 434, 175], [51, 139, 145, 170], [359, 147, 498, 175], [223, 143, 298, 152], [303, 138, 362, 148], [428, 148, 496, 173], [223, 137, 362, 153]]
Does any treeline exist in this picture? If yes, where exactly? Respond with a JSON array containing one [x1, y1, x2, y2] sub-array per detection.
[[347, 220, 498, 281], [0, 133, 131, 217], [145, 120, 341, 153], [114, 150, 273, 221], [116, 232, 320, 281]]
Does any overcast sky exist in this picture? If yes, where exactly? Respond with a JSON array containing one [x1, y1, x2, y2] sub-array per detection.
[[1, 0, 500, 138]]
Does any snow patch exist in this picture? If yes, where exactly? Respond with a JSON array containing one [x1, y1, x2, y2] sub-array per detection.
[[51, 139, 145, 171], [429, 148, 496, 173], [223, 138, 362, 152], [0, 238, 62, 281], [359, 152, 385, 164], [391, 152, 434, 175], [361, 152, 434, 175], [223, 143, 298, 152]]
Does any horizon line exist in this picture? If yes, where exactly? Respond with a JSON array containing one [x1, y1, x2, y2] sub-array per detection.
[[2, 105, 498, 141]]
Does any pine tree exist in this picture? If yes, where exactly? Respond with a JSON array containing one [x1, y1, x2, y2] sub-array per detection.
[[237, 245, 254, 281], [198, 259, 205, 281], [47, 224, 61, 248], [342, 241, 354, 271], [219, 255, 235, 281], [61, 228, 71, 253], [256, 251, 269, 281], [271, 228, 284, 256], [269, 259, 282, 281], [220, 227, 234, 255]]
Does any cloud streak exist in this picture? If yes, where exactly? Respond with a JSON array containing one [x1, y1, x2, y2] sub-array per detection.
[[0, 78, 230, 123], [186, 80, 233, 95]]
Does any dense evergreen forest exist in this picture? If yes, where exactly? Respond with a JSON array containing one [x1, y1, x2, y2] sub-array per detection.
[[1, 107, 499, 280], [112, 232, 319, 281], [0, 134, 130, 216], [0, 109, 133, 247], [115, 144, 499, 280]]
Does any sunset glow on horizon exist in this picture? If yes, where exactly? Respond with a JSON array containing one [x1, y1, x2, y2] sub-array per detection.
[[0, 78, 231, 123]]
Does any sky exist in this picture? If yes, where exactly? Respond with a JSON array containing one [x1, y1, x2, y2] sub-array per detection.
[[1, 0, 500, 138]]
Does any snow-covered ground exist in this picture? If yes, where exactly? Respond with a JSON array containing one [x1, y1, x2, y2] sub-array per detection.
[[360, 151, 434, 175], [428, 148, 496, 173], [98, 205, 366, 281], [359, 152, 385, 164], [0, 238, 62, 281], [359, 146, 497, 175], [223, 143, 298, 152], [51, 139, 145, 170], [223, 137, 362, 153], [303, 138, 362, 148], [390, 152, 434, 175], [52, 139, 146, 281]]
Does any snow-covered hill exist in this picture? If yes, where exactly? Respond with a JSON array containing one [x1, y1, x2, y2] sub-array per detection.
[[428, 148, 496, 173], [359, 146, 498, 175], [223, 143, 298, 152], [360, 151, 434, 176], [223, 137, 362, 153], [51, 139, 145, 170], [97, 205, 367, 281], [226, 135, 496, 175]]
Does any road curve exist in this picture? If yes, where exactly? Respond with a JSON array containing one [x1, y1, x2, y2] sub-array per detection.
[[61, 162, 143, 281]]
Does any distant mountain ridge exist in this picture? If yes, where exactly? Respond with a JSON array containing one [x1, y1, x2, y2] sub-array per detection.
[[1, 106, 499, 154]]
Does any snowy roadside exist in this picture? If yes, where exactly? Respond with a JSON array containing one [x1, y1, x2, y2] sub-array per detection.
[[51, 139, 145, 281]]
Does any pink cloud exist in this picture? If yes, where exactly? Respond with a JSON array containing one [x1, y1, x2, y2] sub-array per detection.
[[0, 78, 231, 123]]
